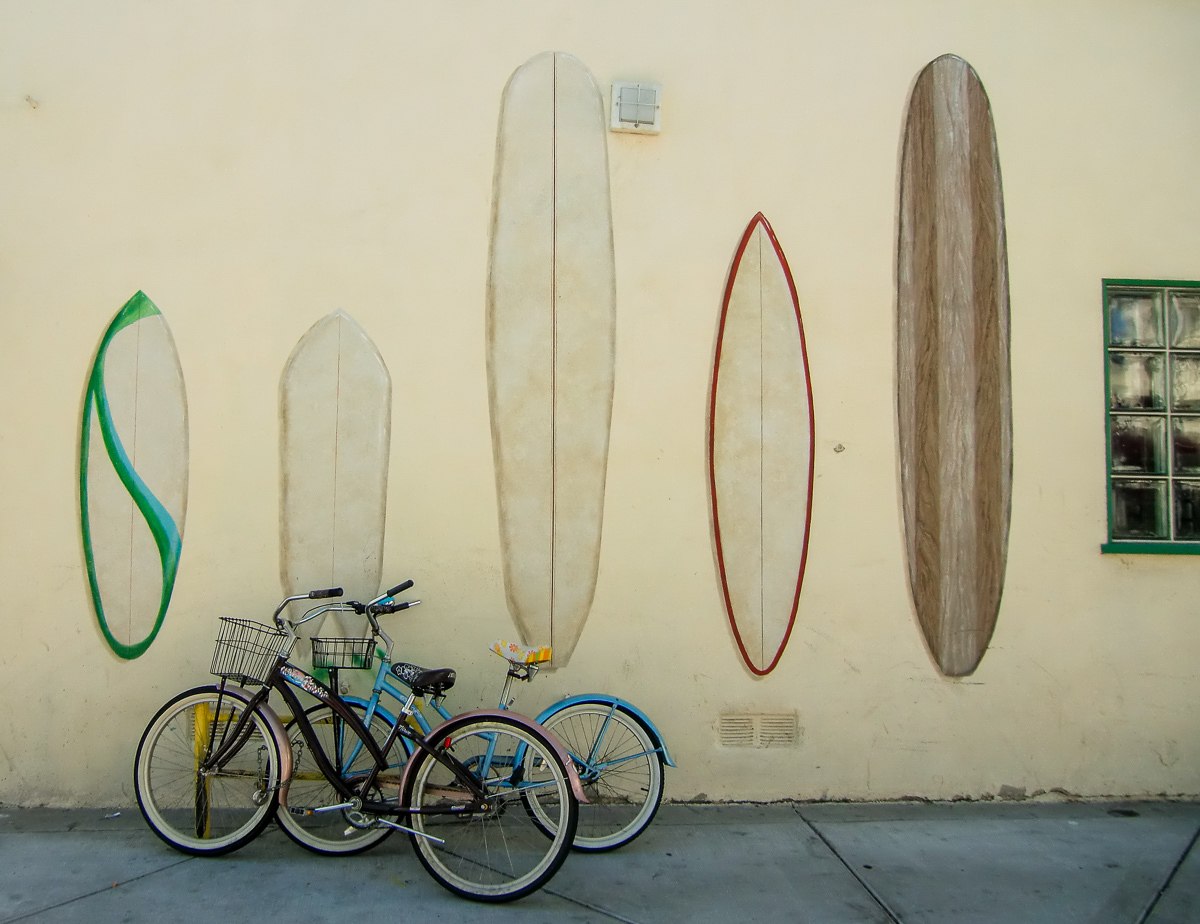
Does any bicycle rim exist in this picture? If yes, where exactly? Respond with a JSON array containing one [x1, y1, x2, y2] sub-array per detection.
[[134, 686, 279, 855], [532, 703, 663, 851], [277, 703, 403, 855], [404, 717, 577, 902]]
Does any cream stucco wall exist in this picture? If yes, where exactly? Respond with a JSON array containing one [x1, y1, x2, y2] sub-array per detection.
[[2, 0, 1198, 806]]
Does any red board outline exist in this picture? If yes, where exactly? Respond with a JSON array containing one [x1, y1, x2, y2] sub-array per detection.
[[708, 213, 815, 676]]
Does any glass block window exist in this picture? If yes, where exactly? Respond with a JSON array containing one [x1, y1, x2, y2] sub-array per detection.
[[1103, 279, 1200, 552]]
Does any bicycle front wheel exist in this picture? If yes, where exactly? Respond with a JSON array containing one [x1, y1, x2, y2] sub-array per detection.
[[277, 702, 405, 855], [531, 702, 664, 851], [402, 715, 578, 902], [134, 685, 281, 856]]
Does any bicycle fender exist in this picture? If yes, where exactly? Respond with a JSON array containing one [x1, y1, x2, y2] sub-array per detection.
[[217, 682, 295, 808], [537, 695, 676, 768], [400, 709, 589, 804]]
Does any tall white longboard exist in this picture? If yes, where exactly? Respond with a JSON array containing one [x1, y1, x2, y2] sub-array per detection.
[[486, 52, 616, 667]]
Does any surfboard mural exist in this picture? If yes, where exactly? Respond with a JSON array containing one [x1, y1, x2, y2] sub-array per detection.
[[80, 291, 188, 660], [486, 51, 616, 668], [709, 213, 815, 676], [279, 311, 391, 635], [897, 54, 1012, 677]]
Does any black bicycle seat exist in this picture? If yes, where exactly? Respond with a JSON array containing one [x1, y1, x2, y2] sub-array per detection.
[[392, 661, 456, 696]]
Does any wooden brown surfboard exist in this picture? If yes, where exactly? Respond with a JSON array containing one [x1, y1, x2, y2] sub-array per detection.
[[709, 213, 814, 676], [897, 54, 1012, 677]]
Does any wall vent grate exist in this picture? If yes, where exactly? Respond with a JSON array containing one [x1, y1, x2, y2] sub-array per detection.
[[610, 80, 662, 134], [717, 712, 799, 748]]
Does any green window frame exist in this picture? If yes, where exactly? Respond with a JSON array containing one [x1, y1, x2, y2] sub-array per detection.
[[1103, 278, 1200, 554]]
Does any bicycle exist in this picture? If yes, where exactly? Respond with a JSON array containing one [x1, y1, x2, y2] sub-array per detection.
[[276, 581, 674, 857], [133, 585, 584, 902]]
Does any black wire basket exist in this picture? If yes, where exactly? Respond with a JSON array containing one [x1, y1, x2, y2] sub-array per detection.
[[311, 637, 375, 670], [210, 618, 291, 685]]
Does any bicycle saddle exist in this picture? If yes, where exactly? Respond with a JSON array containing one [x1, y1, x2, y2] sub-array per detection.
[[391, 661, 456, 696], [491, 639, 553, 665]]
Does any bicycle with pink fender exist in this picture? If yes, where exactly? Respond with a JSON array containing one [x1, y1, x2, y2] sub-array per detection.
[[133, 583, 584, 903]]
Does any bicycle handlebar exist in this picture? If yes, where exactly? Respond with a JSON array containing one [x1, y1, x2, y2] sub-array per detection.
[[272, 579, 418, 652]]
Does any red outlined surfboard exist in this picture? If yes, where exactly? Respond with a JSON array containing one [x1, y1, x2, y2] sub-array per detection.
[[897, 54, 1012, 677], [709, 213, 815, 676]]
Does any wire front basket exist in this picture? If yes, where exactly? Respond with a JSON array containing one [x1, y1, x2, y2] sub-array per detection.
[[211, 618, 291, 685], [311, 637, 375, 671]]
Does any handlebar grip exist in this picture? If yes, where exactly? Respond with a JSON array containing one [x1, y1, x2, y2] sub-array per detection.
[[385, 579, 414, 596], [309, 587, 344, 599]]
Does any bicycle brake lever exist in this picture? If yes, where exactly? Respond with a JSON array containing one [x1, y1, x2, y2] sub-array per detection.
[[367, 599, 421, 616]]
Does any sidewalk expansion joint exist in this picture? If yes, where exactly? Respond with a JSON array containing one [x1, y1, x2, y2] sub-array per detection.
[[0, 856, 194, 924], [796, 808, 902, 924], [541, 886, 644, 924], [1135, 822, 1200, 924]]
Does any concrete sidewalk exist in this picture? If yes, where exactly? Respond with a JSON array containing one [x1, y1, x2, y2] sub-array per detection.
[[2, 801, 1197, 923]]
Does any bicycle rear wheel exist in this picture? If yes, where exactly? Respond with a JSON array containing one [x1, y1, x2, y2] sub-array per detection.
[[277, 702, 405, 855], [402, 715, 578, 902], [530, 702, 664, 851], [134, 685, 280, 856]]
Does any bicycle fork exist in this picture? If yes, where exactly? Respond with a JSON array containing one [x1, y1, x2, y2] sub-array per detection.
[[198, 685, 277, 809]]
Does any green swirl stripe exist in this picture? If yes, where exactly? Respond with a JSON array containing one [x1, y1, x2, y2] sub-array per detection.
[[80, 291, 184, 660]]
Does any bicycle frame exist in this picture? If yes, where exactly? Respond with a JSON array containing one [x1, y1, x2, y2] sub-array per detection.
[[329, 643, 675, 787], [188, 682, 293, 799], [197, 664, 506, 836], [276, 593, 586, 811], [282, 584, 666, 798], [274, 660, 524, 822]]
